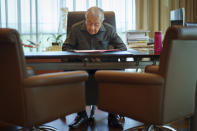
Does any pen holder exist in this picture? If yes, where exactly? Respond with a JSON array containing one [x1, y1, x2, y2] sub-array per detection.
[[154, 32, 162, 55]]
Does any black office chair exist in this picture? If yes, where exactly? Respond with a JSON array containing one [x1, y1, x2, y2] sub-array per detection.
[[67, 11, 116, 35], [66, 11, 117, 119]]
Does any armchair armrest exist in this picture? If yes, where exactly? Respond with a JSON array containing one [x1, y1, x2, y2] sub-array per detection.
[[95, 70, 164, 85], [24, 71, 88, 87], [145, 65, 159, 74]]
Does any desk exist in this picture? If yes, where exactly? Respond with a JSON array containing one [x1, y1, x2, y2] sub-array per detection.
[[25, 49, 160, 71], [25, 49, 160, 105]]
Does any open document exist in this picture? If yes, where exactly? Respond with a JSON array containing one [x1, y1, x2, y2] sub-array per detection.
[[72, 49, 120, 53]]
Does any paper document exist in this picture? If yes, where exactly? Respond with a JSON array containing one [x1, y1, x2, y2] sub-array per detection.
[[72, 49, 120, 53]]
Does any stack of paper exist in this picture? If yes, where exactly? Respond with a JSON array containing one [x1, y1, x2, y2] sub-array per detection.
[[126, 30, 150, 48]]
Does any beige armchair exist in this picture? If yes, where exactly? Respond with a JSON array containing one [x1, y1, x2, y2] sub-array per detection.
[[0, 28, 88, 130], [95, 26, 197, 130]]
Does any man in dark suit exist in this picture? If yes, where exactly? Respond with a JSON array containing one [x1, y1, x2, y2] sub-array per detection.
[[62, 6, 127, 128]]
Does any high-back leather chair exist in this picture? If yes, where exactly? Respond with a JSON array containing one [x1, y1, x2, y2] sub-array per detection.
[[0, 28, 88, 130], [95, 26, 197, 130], [66, 11, 116, 35]]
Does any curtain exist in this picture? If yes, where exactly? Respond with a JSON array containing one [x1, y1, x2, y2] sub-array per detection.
[[0, 0, 67, 35], [0, 0, 67, 52], [171, 0, 197, 22], [136, 0, 197, 38], [99, 0, 136, 32], [0, 0, 136, 52], [66, 0, 136, 32]]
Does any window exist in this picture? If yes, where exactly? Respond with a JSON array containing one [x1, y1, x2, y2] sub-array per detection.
[[0, 0, 136, 52]]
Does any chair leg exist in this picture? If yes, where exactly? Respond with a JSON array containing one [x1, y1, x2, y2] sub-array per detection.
[[38, 125, 58, 131], [128, 124, 146, 131], [17, 125, 58, 131], [161, 125, 177, 131], [129, 124, 177, 131], [146, 125, 164, 131], [150, 125, 177, 131]]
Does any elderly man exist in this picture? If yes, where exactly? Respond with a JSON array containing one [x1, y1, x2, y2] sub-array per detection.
[[62, 7, 127, 128]]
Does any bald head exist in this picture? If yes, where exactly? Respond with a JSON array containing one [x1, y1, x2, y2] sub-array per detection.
[[85, 7, 104, 22]]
